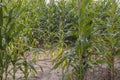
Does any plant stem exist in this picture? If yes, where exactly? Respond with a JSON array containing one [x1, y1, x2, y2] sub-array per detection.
[[0, 0, 3, 80], [107, 0, 116, 80], [0, 0, 3, 49]]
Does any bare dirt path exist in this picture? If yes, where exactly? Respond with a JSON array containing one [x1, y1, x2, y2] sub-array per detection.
[[26, 53, 63, 80], [8, 52, 63, 80], [20, 54, 120, 80], [8, 52, 120, 80], [32, 58, 62, 80]]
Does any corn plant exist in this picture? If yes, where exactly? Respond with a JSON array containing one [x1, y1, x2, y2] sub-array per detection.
[[92, 0, 120, 80], [1, 0, 120, 80], [0, 0, 39, 80], [51, 0, 95, 80], [0, 0, 3, 79], [51, 0, 120, 80]]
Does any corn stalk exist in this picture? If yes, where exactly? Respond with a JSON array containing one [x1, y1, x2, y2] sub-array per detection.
[[76, 0, 93, 79], [0, 0, 3, 49], [0, 0, 4, 79], [106, 0, 116, 80]]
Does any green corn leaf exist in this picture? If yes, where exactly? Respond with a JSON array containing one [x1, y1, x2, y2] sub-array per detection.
[[28, 62, 37, 74]]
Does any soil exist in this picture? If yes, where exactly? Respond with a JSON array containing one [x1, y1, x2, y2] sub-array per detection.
[[8, 52, 63, 80], [7, 52, 120, 80]]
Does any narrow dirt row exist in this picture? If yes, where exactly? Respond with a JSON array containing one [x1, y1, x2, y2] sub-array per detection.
[[8, 53, 120, 80], [31, 59, 62, 80]]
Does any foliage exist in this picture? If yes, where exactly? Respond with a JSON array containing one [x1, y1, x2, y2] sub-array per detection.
[[0, 0, 38, 80], [0, 0, 120, 80], [51, 0, 120, 80]]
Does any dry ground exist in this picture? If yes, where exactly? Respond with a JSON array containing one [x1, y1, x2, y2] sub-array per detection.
[[8, 52, 120, 80]]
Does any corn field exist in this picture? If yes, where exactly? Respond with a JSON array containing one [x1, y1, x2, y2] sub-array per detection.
[[0, 0, 120, 80]]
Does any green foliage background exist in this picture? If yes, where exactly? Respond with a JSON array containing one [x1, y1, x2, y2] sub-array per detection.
[[0, 0, 120, 80]]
